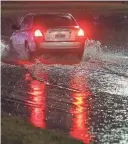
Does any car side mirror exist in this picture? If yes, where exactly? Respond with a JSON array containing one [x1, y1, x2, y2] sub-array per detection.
[[12, 24, 20, 30]]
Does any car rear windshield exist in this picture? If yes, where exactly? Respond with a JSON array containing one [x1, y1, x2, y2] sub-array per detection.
[[34, 14, 78, 27]]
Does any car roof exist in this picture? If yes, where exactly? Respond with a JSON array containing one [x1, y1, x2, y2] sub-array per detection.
[[26, 13, 73, 17]]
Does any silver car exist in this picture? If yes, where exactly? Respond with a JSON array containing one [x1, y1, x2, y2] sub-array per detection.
[[10, 13, 85, 61]]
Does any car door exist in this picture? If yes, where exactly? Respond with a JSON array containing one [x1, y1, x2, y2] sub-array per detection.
[[11, 30, 20, 52], [17, 15, 33, 54], [12, 17, 26, 54]]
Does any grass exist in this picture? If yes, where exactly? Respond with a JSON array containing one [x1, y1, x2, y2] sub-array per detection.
[[1, 113, 83, 144]]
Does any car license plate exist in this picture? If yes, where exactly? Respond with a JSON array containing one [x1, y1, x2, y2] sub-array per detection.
[[55, 33, 66, 39], [47, 31, 71, 41]]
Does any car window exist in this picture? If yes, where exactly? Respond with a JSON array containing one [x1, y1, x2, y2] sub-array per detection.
[[34, 15, 78, 27], [20, 15, 33, 30]]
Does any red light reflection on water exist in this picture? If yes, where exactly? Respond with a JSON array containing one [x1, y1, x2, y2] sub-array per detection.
[[29, 80, 46, 128], [25, 73, 47, 128], [70, 76, 92, 144]]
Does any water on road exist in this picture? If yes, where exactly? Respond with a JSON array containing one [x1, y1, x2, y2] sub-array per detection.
[[1, 39, 128, 144]]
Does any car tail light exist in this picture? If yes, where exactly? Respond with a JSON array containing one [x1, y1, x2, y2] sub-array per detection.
[[76, 28, 85, 41], [77, 29, 84, 37], [34, 29, 44, 43], [34, 29, 43, 37]]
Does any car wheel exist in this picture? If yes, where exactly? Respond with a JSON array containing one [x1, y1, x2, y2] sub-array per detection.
[[78, 52, 84, 60], [24, 42, 37, 61], [22, 42, 31, 61], [77, 48, 84, 60]]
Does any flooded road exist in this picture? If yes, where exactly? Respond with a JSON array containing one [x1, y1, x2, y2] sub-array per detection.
[[1, 49, 128, 144], [1, 10, 128, 144]]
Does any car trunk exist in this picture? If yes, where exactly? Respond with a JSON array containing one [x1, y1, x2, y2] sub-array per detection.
[[44, 26, 79, 42]]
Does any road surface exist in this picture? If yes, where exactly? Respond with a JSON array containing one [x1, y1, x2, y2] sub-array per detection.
[[1, 11, 128, 144], [1, 40, 128, 144]]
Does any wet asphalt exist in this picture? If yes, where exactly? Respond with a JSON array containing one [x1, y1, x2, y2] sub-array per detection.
[[1, 14, 128, 144], [1, 51, 128, 144]]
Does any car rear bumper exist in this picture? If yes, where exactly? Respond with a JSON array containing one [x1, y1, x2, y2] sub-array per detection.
[[39, 41, 84, 49], [36, 41, 85, 53]]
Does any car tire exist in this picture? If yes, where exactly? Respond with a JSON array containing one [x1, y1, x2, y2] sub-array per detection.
[[77, 47, 84, 60], [78, 52, 84, 60], [23, 42, 34, 61]]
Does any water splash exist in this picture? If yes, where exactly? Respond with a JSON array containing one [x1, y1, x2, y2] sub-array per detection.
[[83, 39, 103, 61], [0, 40, 9, 59]]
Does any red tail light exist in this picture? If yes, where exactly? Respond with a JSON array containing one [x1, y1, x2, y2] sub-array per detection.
[[34, 29, 43, 37], [34, 29, 44, 43], [77, 29, 84, 37], [76, 28, 85, 41]]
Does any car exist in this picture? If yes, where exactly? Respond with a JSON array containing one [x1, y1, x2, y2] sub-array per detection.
[[10, 13, 86, 61]]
